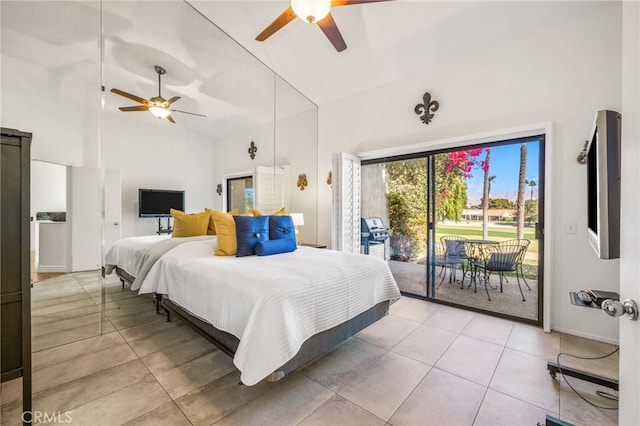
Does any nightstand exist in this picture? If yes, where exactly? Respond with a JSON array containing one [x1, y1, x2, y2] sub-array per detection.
[[300, 243, 327, 249]]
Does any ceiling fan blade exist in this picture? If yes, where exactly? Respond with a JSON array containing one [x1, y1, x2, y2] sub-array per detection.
[[171, 109, 207, 118], [110, 88, 149, 105], [317, 13, 347, 52], [256, 7, 297, 41], [331, 0, 394, 6], [166, 96, 181, 105], [119, 106, 149, 112], [166, 115, 176, 124]]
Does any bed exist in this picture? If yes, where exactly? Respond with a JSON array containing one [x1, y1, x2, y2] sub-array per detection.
[[139, 238, 401, 386], [103, 234, 216, 290]]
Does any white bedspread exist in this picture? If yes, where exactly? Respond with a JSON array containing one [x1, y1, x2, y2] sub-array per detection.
[[139, 239, 400, 385], [104, 234, 215, 290]]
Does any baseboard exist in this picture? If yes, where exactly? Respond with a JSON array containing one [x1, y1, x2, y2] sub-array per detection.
[[36, 265, 67, 273], [552, 326, 620, 346]]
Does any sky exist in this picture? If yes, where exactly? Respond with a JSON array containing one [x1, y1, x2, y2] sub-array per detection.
[[465, 142, 540, 200]]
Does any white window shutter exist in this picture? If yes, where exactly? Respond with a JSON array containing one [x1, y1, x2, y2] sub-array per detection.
[[255, 165, 291, 214], [332, 152, 361, 253]]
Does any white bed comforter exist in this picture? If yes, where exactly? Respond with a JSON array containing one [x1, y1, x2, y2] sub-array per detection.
[[139, 239, 400, 385], [104, 235, 215, 291]]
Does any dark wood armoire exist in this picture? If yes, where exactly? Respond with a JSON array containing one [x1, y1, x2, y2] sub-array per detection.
[[1, 127, 32, 422]]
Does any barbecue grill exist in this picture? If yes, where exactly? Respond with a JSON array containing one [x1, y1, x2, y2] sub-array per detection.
[[361, 217, 389, 258]]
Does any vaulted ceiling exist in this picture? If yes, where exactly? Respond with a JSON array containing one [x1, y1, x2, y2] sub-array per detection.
[[190, 1, 607, 105]]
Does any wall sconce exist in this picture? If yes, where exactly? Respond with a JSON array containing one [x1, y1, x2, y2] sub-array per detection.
[[216, 184, 222, 196], [415, 91, 439, 125], [290, 213, 304, 245], [248, 141, 257, 160], [297, 174, 308, 191], [326, 171, 332, 186]]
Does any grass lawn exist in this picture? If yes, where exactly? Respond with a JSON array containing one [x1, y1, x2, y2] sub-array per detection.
[[437, 225, 535, 241], [437, 223, 539, 279]]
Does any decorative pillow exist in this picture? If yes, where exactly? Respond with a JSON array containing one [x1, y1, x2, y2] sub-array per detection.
[[273, 207, 287, 215], [205, 208, 238, 235], [249, 208, 264, 216], [234, 216, 269, 257], [210, 209, 238, 256], [255, 238, 297, 256], [171, 209, 209, 237], [269, 215, 296, 244]]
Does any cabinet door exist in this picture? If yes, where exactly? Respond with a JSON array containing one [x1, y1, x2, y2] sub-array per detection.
[[1, 130, 30, 385]]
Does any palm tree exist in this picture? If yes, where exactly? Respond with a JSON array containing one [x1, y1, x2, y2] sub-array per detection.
[[526, 179, 537, 200], [517, 144, 527, 240], [481, 149, 492, 240]]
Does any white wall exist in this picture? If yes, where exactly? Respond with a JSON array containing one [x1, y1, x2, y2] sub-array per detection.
[[1, 55, 100, 168], [102, 110, 218, 237], [317, 2, 622, 342]]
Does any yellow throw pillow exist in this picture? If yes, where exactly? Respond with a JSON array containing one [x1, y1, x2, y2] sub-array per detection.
[[211, 209, 238, 256], [249, 208, 264, 216], [273, 207, 287, 215], [171, 209, 209, 237], [205, 208, 238, 235]]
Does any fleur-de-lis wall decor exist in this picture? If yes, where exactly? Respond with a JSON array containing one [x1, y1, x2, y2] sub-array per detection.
[[297, 174, 308, 191], [248, 141, 257, 160], [415, 91, 439, 125], [216, 184, 222, 196], [326, 171, 332, 187]]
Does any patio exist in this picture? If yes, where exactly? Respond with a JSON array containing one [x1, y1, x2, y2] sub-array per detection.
[[388, 260, 538, 321]]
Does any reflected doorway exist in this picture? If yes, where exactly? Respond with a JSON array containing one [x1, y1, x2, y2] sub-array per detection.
[[226, 175, 254, 214]]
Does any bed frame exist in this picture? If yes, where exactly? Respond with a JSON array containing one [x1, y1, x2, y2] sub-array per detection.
[[160, 297, 390, 383], [103, 266, 164, 314]]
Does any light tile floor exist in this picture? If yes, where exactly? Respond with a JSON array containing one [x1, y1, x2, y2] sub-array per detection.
[[1, 273, 619, 425]]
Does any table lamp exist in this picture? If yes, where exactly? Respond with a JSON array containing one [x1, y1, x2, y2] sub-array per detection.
[[290, 213, 304, 245]]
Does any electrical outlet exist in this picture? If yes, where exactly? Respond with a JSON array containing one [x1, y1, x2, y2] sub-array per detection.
[[565, 221, 577, 234]]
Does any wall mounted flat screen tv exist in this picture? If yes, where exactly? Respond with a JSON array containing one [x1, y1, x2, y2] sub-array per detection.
[[586, 110, 621, 260], [138, 189, 185, 218]]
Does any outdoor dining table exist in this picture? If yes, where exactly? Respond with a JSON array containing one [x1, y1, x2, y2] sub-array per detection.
[[461, 239, 499, 290]]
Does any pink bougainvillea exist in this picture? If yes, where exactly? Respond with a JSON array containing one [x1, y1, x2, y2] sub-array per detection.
[[444, 147, 491, 178]]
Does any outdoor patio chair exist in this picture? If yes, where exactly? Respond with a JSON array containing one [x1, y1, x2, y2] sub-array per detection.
[[434, 242, 449, 287], [440, 235, 468, 288], [474, 241, 526, 301], [511, 239, 532, 290]]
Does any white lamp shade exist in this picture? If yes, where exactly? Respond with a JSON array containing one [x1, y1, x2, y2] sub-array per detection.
[[290, 213, 304, 226], [291, 0, 331, 23]]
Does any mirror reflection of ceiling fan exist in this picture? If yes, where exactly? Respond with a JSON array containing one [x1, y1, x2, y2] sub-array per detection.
[[256, 0, 394, 52], [110, 65, 206, 124]]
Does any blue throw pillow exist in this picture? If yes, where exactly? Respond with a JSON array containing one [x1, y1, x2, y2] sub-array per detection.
[[255, 238, 297, 256], [234, 215, 269, 257], [269, 215, 296, 244]]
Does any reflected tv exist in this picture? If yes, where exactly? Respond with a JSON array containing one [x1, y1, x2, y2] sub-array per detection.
[[586, 110, 621, 260], [138, 189, 184, 218]]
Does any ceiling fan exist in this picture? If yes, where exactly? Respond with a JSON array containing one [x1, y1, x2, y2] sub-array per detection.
[[256, 0, 394, 52], [110, 65, 206, 124]]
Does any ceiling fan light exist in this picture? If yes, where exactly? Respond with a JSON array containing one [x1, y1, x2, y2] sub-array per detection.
[[149, 106, 170, 118], [291, 0, 331, 24]]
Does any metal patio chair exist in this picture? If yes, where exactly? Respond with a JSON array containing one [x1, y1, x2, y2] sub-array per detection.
[[475, 240, 526, 301]]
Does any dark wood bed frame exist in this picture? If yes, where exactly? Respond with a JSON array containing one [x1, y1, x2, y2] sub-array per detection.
[[160, 297, 391, 383]]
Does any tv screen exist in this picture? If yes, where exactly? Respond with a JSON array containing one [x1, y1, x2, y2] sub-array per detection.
[[586, 110, 621, 260], [138, 189, 185, 218]]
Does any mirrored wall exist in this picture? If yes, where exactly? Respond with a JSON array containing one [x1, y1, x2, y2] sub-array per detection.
[[1, 0, 318, 367], [99, 1, 318, 326]]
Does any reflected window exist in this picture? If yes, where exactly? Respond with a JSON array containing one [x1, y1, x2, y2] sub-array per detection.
[[226, 176, 254, 214]]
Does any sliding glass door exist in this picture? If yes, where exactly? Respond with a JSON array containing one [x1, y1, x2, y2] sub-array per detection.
[[362, 135, 544, 324]]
